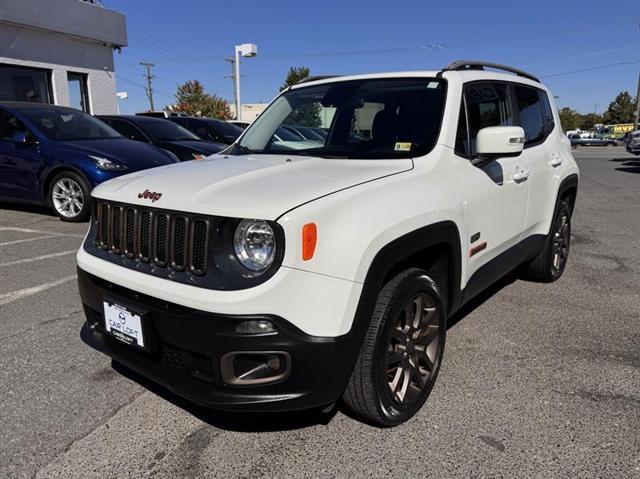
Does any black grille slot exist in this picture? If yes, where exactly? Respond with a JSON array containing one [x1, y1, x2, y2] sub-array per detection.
[[111, 206, 122, 253], [93, 201, 210, 278], [171, 216, 187, 271], [155, 214, 168, 266], [124, 208, 136, 257], [190, 219, 208, 275], [139, 211, 151, 262], [98, 203, 109, 249]]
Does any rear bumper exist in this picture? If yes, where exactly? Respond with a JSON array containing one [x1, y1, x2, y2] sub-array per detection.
[[78, 268, 360, 411]]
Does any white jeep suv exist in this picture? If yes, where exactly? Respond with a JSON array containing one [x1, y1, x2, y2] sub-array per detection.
[[77, 61, 578, 426]]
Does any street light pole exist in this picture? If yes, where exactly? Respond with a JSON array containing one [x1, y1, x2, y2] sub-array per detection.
[[233, 43, 258, 122]]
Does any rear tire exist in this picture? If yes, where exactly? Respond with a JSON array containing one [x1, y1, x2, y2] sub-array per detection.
[[523, 200, 571, 282], [49, 171, 91, 222], [343, 268, 446, 427]]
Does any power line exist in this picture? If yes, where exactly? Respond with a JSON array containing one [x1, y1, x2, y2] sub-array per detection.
[[541, 59, 640, 79], [141, 16, 638, 62]]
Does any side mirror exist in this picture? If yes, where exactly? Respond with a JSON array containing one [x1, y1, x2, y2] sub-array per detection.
[[473, 126, 525, 165], [11, 131, 27, 143]]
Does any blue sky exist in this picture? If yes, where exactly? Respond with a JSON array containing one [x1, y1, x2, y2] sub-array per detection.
[[106, 0, 640, 116]]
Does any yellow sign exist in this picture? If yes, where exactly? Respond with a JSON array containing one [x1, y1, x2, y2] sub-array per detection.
[[612, 124, 635, 134]]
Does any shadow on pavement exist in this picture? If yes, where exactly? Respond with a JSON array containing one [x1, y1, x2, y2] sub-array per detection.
[[0, 201, 56, 218], [112, 360, 337, 432], [616, 166, 640, 174]]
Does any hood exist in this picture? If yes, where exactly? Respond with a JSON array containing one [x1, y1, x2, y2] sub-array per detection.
[[156, 140, 226, 155], [53, 138, 174, 169], [92, 154, 413, 220]]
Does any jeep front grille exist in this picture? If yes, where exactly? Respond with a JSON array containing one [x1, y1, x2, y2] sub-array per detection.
[[94, 201, 210, 276]]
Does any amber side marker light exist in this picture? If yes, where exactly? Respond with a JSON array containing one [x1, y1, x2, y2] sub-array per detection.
[[302, 223, 317, 261]]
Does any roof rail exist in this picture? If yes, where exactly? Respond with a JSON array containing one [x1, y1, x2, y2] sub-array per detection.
[[296, 75, 342, 85], [442, 60, 540, 83]]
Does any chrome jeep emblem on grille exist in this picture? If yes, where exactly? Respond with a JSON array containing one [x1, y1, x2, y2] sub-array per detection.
[[138, 189, 162, 202]]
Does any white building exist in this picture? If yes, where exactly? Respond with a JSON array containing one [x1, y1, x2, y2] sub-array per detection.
[[0, 0, 127, 114]]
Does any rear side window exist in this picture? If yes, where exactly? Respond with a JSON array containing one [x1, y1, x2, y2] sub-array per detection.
[[110, 119, 147, 142], [539, 91, 555, 134], [457, 82, 514, 157], [513, 85, 545, 146]]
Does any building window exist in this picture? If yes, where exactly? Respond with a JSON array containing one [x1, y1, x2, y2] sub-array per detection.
[[0, 64, 52, 103], [67, 73, 90, 113]]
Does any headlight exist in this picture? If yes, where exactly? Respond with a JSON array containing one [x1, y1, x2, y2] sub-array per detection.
[[90, 155, 128, 171], [233, 219, 276, 272]]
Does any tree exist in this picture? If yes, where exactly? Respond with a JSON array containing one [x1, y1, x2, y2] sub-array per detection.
[[579, 112, 604, 131], [603, 91, 637, 124], [167, 80, 232, 120], [558, 107, 581, 132], [279, 66, 321, 127], [279, 66, 311, 92]]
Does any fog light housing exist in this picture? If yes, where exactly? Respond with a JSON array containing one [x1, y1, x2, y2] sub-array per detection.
[[220, 351, 291, 386], [235, 320, 277, 335]]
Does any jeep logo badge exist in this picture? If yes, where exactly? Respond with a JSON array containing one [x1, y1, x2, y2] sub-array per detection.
[[138, 189, 162, 202]]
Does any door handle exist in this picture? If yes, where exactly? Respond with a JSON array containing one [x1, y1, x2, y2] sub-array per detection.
[[550, 155, 563, 167], [512, 169, 529, 183]]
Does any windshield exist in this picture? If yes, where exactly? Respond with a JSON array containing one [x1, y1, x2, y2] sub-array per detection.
[[234, 78, 446, 159], [137, 119, 201, 142], [17, 107, 121, 141]]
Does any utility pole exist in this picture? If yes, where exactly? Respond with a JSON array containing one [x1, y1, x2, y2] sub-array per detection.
[[224, 58, 238, 119], [139, 61, 155, 112], [635, 71, 640, 131]]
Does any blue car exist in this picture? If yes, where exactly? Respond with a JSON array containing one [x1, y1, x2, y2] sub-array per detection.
[[0, 102, 179, 222]]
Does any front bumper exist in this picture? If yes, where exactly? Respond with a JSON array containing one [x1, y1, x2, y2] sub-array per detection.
[[78, 269, 360, 412]]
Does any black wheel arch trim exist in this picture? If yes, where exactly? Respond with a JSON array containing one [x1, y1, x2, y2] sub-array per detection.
[[552, 173, 579, 224]]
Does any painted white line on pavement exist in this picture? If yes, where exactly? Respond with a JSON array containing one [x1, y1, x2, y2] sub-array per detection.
[[0, 274, 77, 307], [0, 235, 58, 247], [0, 250, 77, 267], [0, 227, 85, 238]]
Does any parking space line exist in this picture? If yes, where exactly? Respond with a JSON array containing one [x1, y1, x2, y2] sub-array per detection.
[[0, 274, 78, 307], [0, 250, 77, 267], [0, 235, 60, 247]]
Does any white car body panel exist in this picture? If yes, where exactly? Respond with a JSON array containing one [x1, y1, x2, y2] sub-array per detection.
[[80, 68, 579, 338], [91, 154, 412, 220]]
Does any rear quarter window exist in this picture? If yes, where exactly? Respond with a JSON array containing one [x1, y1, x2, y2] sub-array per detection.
[[513, 85, 545, 146]]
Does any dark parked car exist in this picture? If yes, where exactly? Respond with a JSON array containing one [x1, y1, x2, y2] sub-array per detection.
[[0, 103, 178, 222], [166, 116, 242, 144], [98, 115, 226, 161]]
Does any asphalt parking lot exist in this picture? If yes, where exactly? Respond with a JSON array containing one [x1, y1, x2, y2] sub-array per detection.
[[1, 146, 638, 479]]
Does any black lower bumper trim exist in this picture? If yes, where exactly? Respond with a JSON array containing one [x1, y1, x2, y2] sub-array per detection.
[[78, 268, 358, 412]]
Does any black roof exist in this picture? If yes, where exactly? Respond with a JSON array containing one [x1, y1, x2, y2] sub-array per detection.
[[97, 115, 168, 124], [0, 101, 82, 111]]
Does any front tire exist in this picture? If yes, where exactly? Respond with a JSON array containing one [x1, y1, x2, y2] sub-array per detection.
[[343, 268, 446, 427], [49, 171, 91, 222], [523, 200, 571, 282]]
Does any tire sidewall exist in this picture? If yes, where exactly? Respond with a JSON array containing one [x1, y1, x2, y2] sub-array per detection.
[[49, 171, 91, 222], [549, 201, 571, 280], [373, 271, 447, 424]]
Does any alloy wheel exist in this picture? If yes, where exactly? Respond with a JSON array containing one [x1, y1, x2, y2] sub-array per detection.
[[386, 293, 441, 404], [552, 212, 570, 275], [52, 177, 85, 219]]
